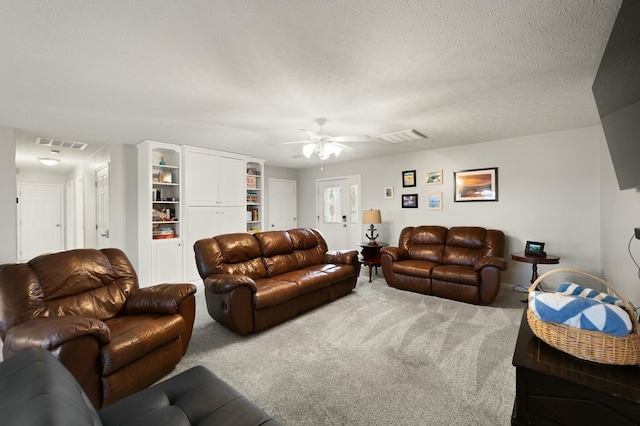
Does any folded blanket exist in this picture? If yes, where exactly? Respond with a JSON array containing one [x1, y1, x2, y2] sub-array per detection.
[[556, 282, 623, 307], [529, 291, 632, 336]]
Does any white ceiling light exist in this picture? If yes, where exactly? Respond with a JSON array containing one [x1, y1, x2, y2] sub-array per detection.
[[38, 158, 60, 166]]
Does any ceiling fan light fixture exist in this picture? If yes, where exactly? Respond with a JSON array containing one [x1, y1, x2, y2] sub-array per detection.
[[325, 143, 342, 157], [302, 144, 315, 158], [38, 157, 60, 166]]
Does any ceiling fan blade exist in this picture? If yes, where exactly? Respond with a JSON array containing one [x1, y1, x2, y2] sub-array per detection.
[[328, 135, 372, 143], [332, 142, 357, 153], [278, 140, 313, 145], [301, 129, 321, 140]]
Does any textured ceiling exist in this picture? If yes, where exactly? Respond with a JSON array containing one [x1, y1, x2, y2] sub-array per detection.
[[3, 0, 621, 171]]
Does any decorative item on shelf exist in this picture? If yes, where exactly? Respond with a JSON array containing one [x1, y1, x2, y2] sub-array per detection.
[[246, 176, 257, 189], [363, 209, 382, 245], [247, 191, 258, 204], [247, 167, 260, 176], [159, 157, 166, 165]]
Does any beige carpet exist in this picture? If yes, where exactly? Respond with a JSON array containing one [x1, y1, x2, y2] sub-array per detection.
[[172, 273, 525, 425]]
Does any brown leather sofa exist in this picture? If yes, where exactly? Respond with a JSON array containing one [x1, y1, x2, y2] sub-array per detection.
[[0, 248, 197, 408], [194, 228, 360, 335], [381, 226, 508, 305]]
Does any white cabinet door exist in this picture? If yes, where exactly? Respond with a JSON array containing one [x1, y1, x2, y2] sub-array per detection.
[[218, 206, 246, 234], [184, 207, 219, 282], [217, 156, 246, 206], [152, 239, 183, 284], [184, 150, 219, 206]]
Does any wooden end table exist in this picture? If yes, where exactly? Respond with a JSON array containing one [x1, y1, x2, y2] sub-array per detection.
[[357, 242, 388, 282], [511, 252, 560, 285]]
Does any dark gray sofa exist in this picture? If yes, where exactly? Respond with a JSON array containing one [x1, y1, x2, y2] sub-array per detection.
[[0, 346, 280, 426]]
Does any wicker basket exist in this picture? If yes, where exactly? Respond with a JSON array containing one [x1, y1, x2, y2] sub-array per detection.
[[527, 268, 640, 365]]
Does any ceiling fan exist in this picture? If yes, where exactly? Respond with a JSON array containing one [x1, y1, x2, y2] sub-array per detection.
[[281, 118, 372, 161]]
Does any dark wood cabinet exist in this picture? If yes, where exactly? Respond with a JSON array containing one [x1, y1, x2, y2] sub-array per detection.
[[512, 309, 640, 425]]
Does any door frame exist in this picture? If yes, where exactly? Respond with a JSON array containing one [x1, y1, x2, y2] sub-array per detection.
[[315, 174, 361, 250]]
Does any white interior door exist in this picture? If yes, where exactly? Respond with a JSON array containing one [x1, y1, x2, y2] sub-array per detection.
[[74, 176, 85, 248], [96, 164, 110, 248], [268, 178, 297, 231], [65, 180, 74, 249], [18, 183, 63, 261], [316, 176, 360, 251]]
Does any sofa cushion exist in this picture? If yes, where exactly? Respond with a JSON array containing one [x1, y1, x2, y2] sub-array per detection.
[[405, 226, 447, 263], [392, 259, 438, 278], [431, 264, 479, 286], [312, 264, 355, 284], [443, 227, 487, 267], [275, 269, 331, 294], [253, 278, 300, 309], [102, 314, 185, 375], [195, 234, 268, 280]]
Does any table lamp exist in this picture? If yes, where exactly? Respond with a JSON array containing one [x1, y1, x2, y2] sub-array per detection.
[[363, 209, 382, 245]]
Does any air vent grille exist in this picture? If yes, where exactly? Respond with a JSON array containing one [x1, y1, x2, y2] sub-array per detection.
[[376, 129, 428, 144], [35, 137, 87, 150]]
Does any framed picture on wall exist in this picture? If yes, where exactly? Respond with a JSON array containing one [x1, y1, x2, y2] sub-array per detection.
[[426, 192, 443, 210], [384, 186, 394, 199], [453, 167, 498, 202], [402, 170, 416, 187], [425, 169, 443, 185], [401, 194, 418, 208]]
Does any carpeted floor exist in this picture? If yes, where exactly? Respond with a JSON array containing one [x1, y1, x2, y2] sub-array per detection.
[[171, 272, 526, 425]]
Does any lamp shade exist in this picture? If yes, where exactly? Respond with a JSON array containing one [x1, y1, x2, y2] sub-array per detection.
[[362, 209, 382, 224]]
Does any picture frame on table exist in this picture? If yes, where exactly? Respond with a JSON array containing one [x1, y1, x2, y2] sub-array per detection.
[[401, 194, 418, 208], [402, 170, 416, 187], [525, 241, 546, 257], [453, 167, 498, 202]]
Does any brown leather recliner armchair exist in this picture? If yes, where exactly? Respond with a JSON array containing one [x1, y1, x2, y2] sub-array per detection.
[[0, 248, 197, 409]]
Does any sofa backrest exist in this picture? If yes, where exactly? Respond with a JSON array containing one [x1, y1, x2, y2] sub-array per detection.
[[0, 248, 138, 340], [400, 226, 448, 263], [194, 232, 268, 280], [443, 227, 505, 267], [194, 228, 329, 279]]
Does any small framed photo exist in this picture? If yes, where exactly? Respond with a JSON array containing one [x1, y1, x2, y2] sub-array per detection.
[[454, 167, 498, 202], [426, 192, 443, 210], [384, 186, 394, 199], [401, 194, 418, 208], [525, 241, 546, 257], [425, 169, 443, 185], [402, 170, 416, 187]]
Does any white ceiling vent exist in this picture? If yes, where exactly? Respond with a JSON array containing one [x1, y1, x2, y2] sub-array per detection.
[[35, 137, 87, 150], [376, 129, 428, 144]]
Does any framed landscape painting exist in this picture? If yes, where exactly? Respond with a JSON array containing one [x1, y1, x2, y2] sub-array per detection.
[[454, 167, 498, 202]]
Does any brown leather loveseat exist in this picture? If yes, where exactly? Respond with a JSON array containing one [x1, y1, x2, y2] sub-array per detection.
[[194, 228, 360, 335], [0, 248, 197, 408], [381, 226, 507, 305]]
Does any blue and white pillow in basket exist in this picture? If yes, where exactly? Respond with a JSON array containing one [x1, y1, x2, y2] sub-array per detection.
[[529, 290, 632, 336]]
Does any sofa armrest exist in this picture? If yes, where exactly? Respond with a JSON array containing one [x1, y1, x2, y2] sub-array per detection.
[[324, 250, 359, 266], [380, 246, 409, 261], [204, 274, 257, 294], [474, 256, 508, 271], [125, 283, 197, 315], [3, 316, 110, 353]]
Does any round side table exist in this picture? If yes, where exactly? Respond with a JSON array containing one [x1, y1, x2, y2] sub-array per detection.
[[511, 252, 560, 285], [357, 242, 388, 282]]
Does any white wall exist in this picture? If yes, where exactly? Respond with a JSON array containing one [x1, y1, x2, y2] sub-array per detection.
[[599, 127, 640, 305], [297, 126, 602, 287], [0, 127, 17, 263]]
